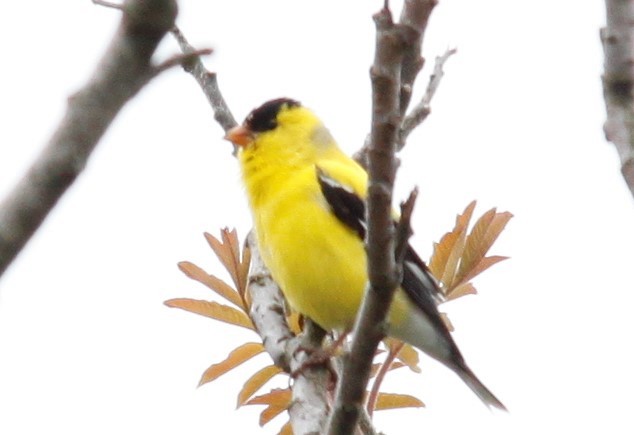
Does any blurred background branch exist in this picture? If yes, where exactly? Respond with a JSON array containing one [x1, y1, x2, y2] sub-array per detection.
[[602, 0, 634, 198]]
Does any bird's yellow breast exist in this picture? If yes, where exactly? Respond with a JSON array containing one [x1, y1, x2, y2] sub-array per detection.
[[237, 105, 411, 332], [251, 164, 368, 330]]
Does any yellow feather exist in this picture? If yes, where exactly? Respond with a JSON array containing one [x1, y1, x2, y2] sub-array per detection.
[[239, 105, 368, 329], [238, 103, 416, 332], [230, 99, 506, 410]]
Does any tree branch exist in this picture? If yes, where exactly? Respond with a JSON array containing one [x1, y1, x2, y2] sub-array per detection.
[[0, 0, 179, 278], [170, 29, 332, 432], [288, 319, 331, 435], [353, 0, 438, 167], [398, 0, 437, 116], [399, 47, 456, 149], [246, 233, 295, 372], [366, 341, 403, 416], [601, 0, 634, 198], [152, 48, 213, 76], [327, 2, 427, 433], [170, 26, 237, 135], [247, 235, 331, 433]]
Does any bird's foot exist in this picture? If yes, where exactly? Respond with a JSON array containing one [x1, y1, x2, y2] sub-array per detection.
[[291, 332, 349, 391], [291, 347, 338, 390]]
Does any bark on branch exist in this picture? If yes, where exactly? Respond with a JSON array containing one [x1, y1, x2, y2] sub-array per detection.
[[0, 0, 180, 277], [602, 0, 634, 198], [170, 26, 237, 135], [170, 30, 332, 433], [247, 234, 330, 434], [326, 1, 435, 433], [354, 0, 442, 167]]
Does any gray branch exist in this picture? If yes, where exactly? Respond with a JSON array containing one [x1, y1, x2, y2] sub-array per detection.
[[169, 29, 332, 433], [398, 0, 436, 116], [398, 47, 456, 149], [288, 319, 331, 435], [602, 0, 634, 198], [246, 232, 295, 372], [326, 2, 434, 433], [0, 0, 180, 278], [170, 26, 237, 134], [247, 234, 331, 434], [353, 0, 440, 167]]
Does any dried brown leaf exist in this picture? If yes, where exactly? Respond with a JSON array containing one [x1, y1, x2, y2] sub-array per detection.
[[483, 211, 513, 249], [455, 208, 496, 284], [441, 228, 471, 289], [259, 402, 289, 427], [455, 209, 512, 285], [222, 228, 246, 289], [278, 421, 293, 435], [383, 339, 421, 373], [177, 261, 244, 310], [237, 365, 283, 407], [429, 201, 476, 291], [395, 343, 421, 373], [245, 388, 292, 427], [198, 342, 264, 386], [390, 361, 406, 371], [461, 255, 509, 285], [428, 235, 457, 280], [374, 392, 425, 410], [446, 282, 477, 301], [205, 230, 241, 291], [222, 228, 241, 260], [382, 337, 403, 353], [245, 388, 291, 405], [164, 298, 254, 330], [239, 241, 252, 298], [370, 361, 405, 378]]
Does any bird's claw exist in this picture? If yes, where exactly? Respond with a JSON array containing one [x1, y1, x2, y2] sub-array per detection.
[[291, 345, 339, 391]]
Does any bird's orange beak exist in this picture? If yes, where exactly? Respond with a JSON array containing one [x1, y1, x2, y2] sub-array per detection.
[[224, 125, 254, 148]]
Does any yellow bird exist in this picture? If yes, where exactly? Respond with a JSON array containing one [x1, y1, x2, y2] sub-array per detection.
[[225, 98, 505, 410]]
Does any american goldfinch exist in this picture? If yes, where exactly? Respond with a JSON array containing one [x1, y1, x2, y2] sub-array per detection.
[[225, 98, 505, 410]]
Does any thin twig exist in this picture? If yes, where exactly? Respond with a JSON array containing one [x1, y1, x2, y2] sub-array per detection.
[[601, 0, 634, 198], [366, 341, 404, 416], [357, 407, 382, 435], [353, 0, 439, 166], [394, 187, 419, 266], [170, 26, 237, 136], [92, 0, 123, 10], [398, 0, 437, 116], [152, 48, 213, 76], [398, 47, 456, 149]]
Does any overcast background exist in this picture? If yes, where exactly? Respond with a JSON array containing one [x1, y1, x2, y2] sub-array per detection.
[[1, 1, 632, 434]]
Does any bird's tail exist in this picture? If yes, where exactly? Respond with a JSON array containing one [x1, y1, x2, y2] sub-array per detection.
[[453, 363, 507, 411]]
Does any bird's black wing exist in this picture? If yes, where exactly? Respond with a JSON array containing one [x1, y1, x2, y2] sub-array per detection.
[[317, 167, 509, 410], [316, 168, 448, 332]]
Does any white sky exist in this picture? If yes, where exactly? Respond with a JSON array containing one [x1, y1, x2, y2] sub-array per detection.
[[1, 1, 633, 434]]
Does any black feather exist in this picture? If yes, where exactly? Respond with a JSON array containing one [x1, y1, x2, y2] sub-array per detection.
[[316, 167, 505, 410], [316, 168, 366, 239], [316, 167, 446, 311], [245, 98, 300, 133]]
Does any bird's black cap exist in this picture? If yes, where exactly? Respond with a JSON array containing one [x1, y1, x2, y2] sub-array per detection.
[[245, 98, 300, 132]]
